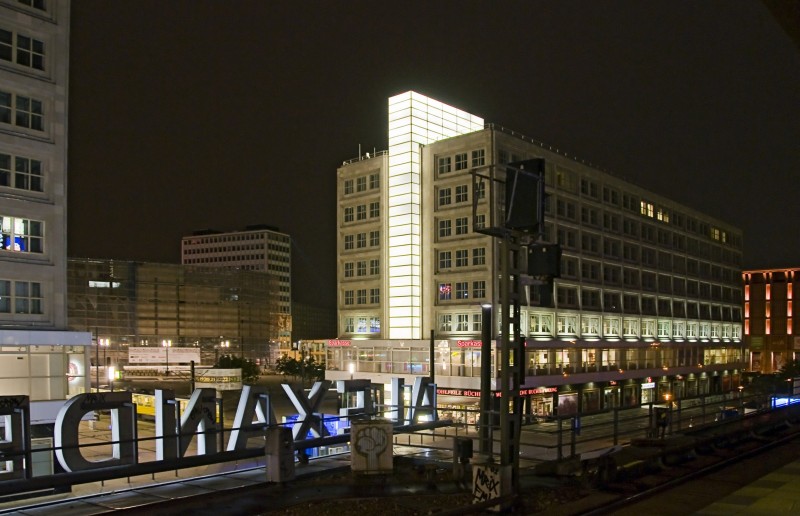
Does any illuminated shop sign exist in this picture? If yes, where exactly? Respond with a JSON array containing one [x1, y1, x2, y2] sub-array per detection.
[[327, 340, 351, 347], [456, 340, 482, 347], [642, 382, 656, 389], [437, 386, 557, 398]]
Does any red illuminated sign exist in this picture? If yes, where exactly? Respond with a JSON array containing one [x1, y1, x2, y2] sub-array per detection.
[[456, 340, 482, 348], [327, 340, 351, 347]]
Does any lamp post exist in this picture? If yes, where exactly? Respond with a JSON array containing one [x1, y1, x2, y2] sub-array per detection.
[[162, 339, 172, 376], [99, 338, 110, 390]]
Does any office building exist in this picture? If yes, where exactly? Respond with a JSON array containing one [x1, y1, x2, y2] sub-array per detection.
[[67, 258, 278, 370], [181, 225, 292, 347], [742, 268, 798, 373], [0, 0, 91, 427], [329, 91, 744, 420]]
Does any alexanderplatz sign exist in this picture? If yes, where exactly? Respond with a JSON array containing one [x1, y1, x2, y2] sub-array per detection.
[[0, 376, 441, 497]]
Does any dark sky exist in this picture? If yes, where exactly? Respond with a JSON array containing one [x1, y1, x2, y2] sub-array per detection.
[[67, 1, 800, 309]]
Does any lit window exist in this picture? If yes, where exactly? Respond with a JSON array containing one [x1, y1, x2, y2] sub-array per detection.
[[0, 215, 43, 253], [439, 283, 452, 300]]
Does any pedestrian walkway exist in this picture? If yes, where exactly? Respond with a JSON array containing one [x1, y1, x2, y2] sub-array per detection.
[[695, 457, 800, 514]]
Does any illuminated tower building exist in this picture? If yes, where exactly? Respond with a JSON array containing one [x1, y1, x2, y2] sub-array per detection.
[[333, 91, 744, 415], [0, 1, 91, 424]]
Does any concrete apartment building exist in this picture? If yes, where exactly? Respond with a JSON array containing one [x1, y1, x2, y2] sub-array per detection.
[[180, 225, 292, 349], [329, 92, 744, 420], [0, 0, 91, 428], [742, 268, 798, 373]]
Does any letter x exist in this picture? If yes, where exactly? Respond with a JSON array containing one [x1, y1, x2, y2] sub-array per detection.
[[282, 381, 331, 440]]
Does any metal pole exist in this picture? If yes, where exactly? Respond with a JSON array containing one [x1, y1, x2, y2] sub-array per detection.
[[95, 331, 99, 393], [429, 329, 435, 384], [480, 304, 492, 456]]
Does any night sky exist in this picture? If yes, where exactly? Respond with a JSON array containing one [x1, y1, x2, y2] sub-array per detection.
[[67, 1, 800, 308]]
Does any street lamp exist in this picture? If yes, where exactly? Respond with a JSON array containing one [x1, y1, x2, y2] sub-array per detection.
[[162, 339, 172, 376], [99, 338, 110, 390]]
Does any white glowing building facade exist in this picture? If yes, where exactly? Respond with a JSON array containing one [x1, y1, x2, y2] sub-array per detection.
[[0, 0, 91, 424]]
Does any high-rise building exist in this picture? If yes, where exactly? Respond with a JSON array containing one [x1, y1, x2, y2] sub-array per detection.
[[0, 1, 91, 424], [742, 268, 798, 373], [180, 225, 291, 346], [330, 91, 745, 419]]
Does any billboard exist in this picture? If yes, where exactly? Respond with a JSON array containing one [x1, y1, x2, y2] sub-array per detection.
[[128, 347, 201, 364]]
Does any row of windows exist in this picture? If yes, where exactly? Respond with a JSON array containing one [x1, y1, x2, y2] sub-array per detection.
[[554, 202, 740, 264], [183, 254, 275, 265], [552, 170, 740, 249], [343, 315, 380, 333], [0, 27, 44, 71], [343, 258, 380, 278], [183, 233, 288, 246], [555, 224, 741, 271], [439, 312, 482, 332], [437, 182, 485, 207], [438, 280, 486, 300], [343, 288, 380, 305], [343, 172, 380, 195], [438, 247, 486, 269], [437, 149, 485, 174], [0, 214, 43, 253], [561, 255, 740, 300], [343, 230, 380, 250], [530, 312, 742, 341], [0, 152, 42, 192], [0, 90, 43, 131], [343, 201, 379, 223], [0, 279, 42, 314], [554, 285, 741, 321]]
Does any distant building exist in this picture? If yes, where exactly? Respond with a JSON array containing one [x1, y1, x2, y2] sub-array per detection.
[[67, 258, 280, 370], [0, 1, 91, 425], [181, 225, 292, 346], [742, 268, 798, 373], [330, 91, 745, 419]]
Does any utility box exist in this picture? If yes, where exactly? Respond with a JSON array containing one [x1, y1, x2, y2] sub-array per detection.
[[350, 419, 393, 474], [265, 427, 294, 482]]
